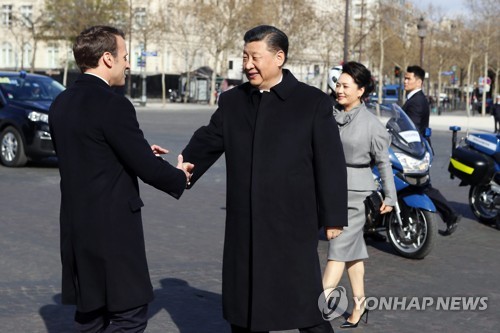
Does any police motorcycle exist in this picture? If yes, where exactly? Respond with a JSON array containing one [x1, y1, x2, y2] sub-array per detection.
[[365, 103, 438, 259], [448, 126, 500, 229]]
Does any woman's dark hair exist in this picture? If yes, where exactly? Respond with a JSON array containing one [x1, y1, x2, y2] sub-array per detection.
[[341, 61, 375, 99], [73, 25, 125, 73], [243, 25, 289, 65]]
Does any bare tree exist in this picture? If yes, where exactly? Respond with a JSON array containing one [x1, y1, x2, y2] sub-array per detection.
[[465, 0, 500, 115], [42, 0, 128, 85]]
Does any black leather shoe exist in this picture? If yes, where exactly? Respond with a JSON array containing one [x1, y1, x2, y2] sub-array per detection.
[[440, 215, 461, 236]]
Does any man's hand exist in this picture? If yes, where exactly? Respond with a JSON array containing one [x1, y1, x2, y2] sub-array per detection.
[[325, 226, 343, 240], [177, 154, 194, 185], [151, 144, 169, 156]]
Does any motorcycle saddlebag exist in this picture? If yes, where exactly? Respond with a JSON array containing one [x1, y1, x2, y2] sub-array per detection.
[[448, 146, 495, 185]]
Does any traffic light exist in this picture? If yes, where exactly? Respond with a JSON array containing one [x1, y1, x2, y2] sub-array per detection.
[[394, 66, 401, 78]]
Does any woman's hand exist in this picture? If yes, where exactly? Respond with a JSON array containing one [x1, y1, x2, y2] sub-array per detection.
[[380, 203, 393, 214], [325, 226, 343, 240]]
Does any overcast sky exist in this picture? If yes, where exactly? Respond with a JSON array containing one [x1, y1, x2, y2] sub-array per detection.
[[411, 0, 468, 16]]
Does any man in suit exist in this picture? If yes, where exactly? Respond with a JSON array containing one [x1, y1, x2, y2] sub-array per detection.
[[182, 25, 348, 333], [403, 65, 460, 236], [49, 26, 192, 332]]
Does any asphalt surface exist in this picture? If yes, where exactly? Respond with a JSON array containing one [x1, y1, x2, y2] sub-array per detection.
[[0, 103, 499, 333]]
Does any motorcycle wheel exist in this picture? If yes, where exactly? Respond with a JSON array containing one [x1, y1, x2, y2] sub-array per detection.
[[385, 208, 438, 259], [469, 184, 497, 224]]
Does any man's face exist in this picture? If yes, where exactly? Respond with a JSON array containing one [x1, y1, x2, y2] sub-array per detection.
[[404, 72, 422, 93], [109, 36, 130, 87], [243, 40, 284, 91]]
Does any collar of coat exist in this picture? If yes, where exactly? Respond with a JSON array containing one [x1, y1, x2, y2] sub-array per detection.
[[75, 73, 113, 90], [333, 103, 365, 126], [245, 69, 299, 101]]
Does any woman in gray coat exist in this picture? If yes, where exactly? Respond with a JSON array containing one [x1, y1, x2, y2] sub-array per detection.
[[323, 62, 397, 328]]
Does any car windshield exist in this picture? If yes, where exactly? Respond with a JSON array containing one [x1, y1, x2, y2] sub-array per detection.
[[365, 102, 427, 157], [0, 75, 65, 102]]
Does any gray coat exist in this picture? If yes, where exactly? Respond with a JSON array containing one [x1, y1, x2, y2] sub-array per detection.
[[333, 103, 396, 206]]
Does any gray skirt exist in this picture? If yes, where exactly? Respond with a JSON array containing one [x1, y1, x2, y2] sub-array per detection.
[[328, 190, 371, 261]]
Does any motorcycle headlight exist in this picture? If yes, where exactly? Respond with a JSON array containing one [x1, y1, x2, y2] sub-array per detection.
[[394, 152, 430, 174], [28, 111, 49, 123]]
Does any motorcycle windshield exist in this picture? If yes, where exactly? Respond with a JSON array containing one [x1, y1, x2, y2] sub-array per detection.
[[365, 102, 426, 158]]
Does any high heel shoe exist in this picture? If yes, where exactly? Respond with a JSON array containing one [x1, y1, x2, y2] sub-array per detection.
[[340, 308, 369, 328]]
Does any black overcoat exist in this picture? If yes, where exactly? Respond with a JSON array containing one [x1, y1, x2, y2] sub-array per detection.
[[402, 90, 430, 135], [49, 74, 186, 313], [182, 70, 348, 331]]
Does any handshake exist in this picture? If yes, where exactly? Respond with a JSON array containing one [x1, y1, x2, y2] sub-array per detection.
[[151, 144, 194, 185]]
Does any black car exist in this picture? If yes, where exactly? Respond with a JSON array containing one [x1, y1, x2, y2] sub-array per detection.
[[0, 71, 65, 167]]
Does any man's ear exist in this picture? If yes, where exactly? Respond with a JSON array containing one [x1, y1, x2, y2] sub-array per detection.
[[102, 52, 113, 68], [276, 50, 285, 67]]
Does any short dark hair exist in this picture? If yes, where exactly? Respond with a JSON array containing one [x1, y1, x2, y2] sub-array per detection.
[[406, 65, 426, 82], [243, 25, 289, 65], [341, 61, 375, 99], [73, 25, 125, 73]]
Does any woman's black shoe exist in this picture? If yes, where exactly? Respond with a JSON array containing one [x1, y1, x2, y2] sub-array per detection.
[[340, 308, 369, 328]]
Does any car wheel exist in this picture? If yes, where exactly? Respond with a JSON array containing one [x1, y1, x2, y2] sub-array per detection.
[[1, 126, 28, 167]]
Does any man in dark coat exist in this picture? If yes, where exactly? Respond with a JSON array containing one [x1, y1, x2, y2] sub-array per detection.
[[182, 25, 348, 333], [402, 67, 429, 137], [49, 26, 192, 332], [403, 65, 460, 236]]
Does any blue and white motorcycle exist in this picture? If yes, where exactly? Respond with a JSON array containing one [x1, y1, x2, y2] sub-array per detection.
[[448, 126, 500, 229], [365, 103, 438, 259]]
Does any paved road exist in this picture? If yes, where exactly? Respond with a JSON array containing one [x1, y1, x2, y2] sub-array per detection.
[[0, 106, 499, 333]]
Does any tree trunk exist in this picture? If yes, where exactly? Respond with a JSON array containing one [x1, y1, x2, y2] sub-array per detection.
[[481, 51, 488, 116], [466, 54, 474, 117]]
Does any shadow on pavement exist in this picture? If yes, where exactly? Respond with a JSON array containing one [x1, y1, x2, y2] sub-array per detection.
[[39, 280, 227, 333], [27, 157, 58, 168], [149, 278, 228, 333], [39, 294, 75, 333]]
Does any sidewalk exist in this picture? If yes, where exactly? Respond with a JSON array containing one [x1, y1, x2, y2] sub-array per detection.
[[429, 109, 494, 132], [133, 99, 496, 133]]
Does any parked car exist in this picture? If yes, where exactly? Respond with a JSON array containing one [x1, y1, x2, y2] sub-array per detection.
[[0, 71, 65, 167]]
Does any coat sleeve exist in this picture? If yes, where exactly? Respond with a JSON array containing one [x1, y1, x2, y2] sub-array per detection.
[[313, 95, 348, 227], [102, 95, 187, 199], [182, 104, 225, 188], [370, 121, 397, 206]]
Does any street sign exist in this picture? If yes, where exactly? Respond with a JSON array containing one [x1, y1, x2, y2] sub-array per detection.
[[141, 51, 158, 57], [137, 56, 146, 67], [478, 76, 492, 86]]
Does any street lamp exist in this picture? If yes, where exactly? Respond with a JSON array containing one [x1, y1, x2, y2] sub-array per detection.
[[417, 16, 427, 68]]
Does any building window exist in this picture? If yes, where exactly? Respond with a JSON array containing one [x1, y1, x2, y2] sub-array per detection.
[[1, 42, 13, 67], [228, 60, 233, 70], [23, 43, 32, 69], [1, 5, 13, 27], [20, 5, 33, 26], [47, 43, 59, 68], [134, 7, 147, 27]]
